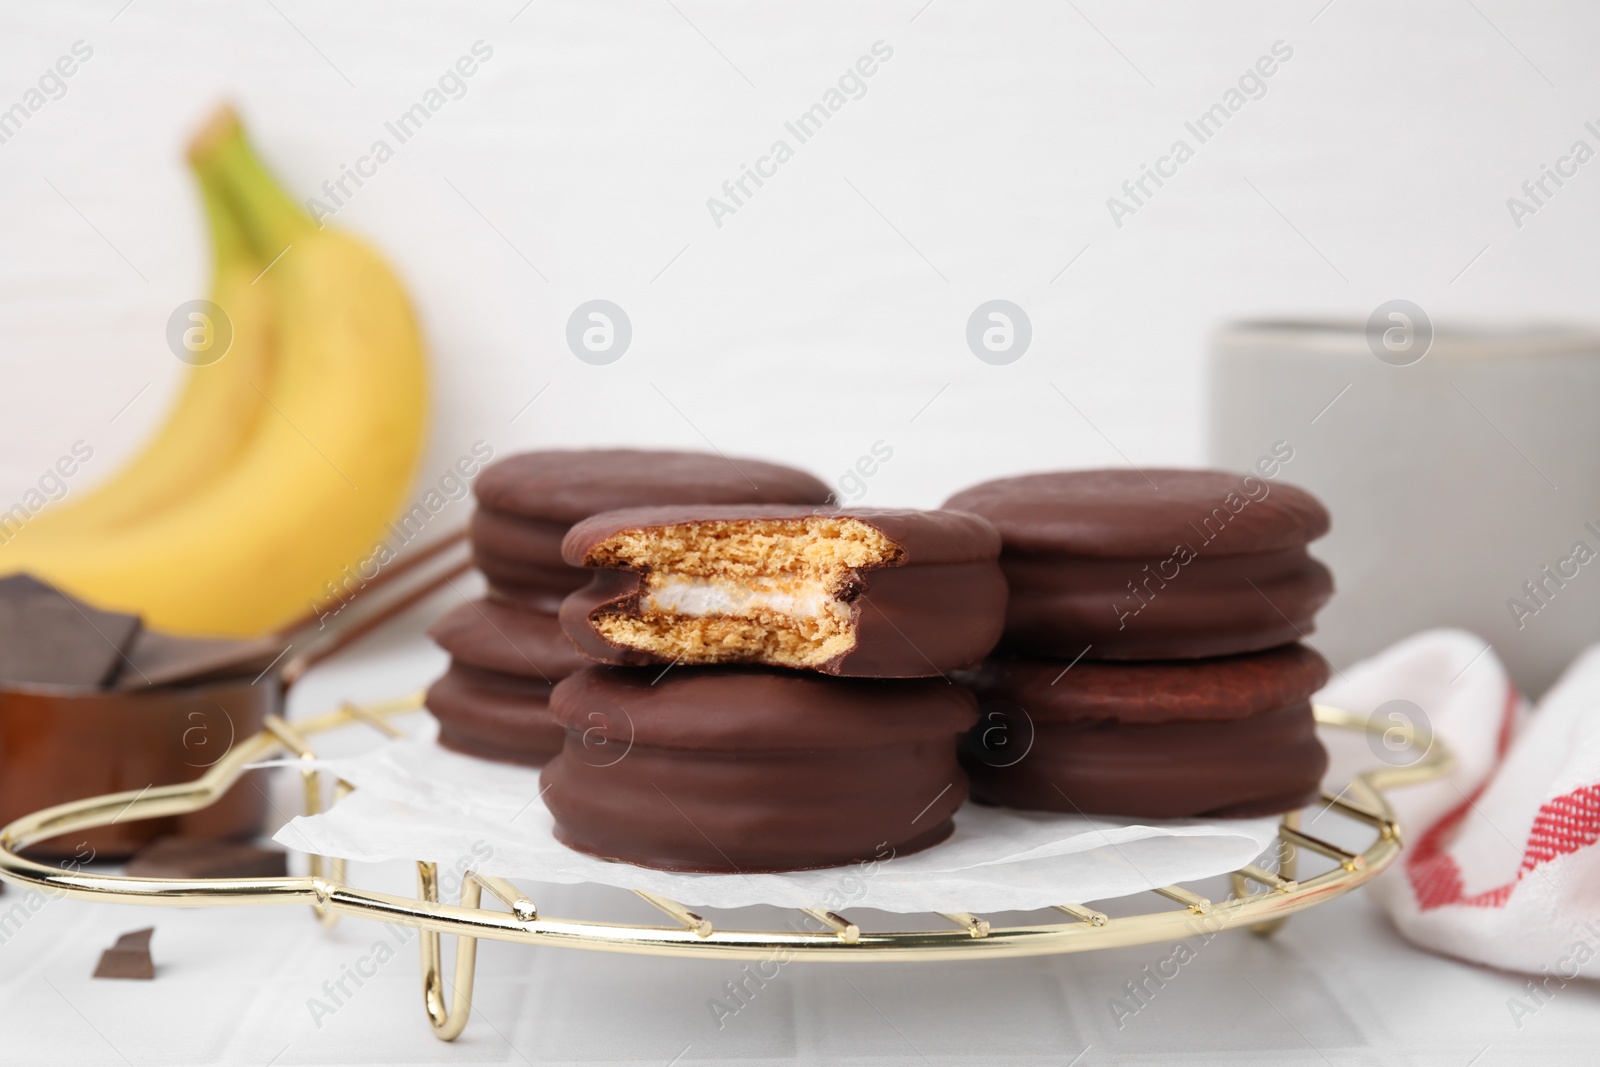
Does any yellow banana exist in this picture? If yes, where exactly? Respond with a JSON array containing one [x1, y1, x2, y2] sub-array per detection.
[[14, 114, 276, 542], [8, 110, 429, 636]]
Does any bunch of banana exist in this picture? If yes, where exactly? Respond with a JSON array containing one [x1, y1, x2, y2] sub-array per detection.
[[4, 107, 428, 637]]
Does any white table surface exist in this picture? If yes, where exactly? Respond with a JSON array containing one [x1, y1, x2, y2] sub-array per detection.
[[8, 864, 1600, 1067], [3, 603, 1597, 1066]]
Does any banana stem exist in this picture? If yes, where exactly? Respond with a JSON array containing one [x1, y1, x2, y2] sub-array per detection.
[[188, 105, 313, 257], [194, 162, 255, 270]]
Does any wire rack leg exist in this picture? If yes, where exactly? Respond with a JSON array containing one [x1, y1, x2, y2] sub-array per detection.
[[263, 715, 350, 929], [1249, 810, 1301, 938], [418, 861, 480, 1041]]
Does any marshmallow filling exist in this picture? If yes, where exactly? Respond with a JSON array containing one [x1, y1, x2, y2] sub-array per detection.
[[585, 516, 903, 669]]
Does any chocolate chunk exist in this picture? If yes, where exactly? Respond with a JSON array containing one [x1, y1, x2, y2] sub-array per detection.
[[559, 505, 1007, 677], [944, 470, 1333, 660], [114, 629, 287, 689], [474, 449, 831, 524], [93, 928, 154, 980], [124, 837, 288, 879], [542, 666, 977, 871], [0, 574, 141, 687], [425, 663, 564, 766], [962, 646, 1330, 818]]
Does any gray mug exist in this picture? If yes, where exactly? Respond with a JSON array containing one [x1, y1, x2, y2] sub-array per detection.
[[1209, 318, 1600, 696]]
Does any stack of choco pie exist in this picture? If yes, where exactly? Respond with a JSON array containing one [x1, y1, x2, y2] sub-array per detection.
[[539, 505, 1009, 872], [424, 450, 833, 764], [944, 469, 1334, 818]]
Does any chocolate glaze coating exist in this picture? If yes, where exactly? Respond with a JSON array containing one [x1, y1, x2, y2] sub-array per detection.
[[970, 644, 1329, 723], [542, 667, 976, 872], [961, 647, 1329, 818], [469, 453, 829, 612], [551, 664, 978, 745], [424, 663, 563, 766], [559, 505, 1007, 678], [965, 705, 1327, 818], [944, 468, 1330, 558], [1002, 549, 1333, 659], [944, 469, 1333, 660], [475, 449, 831, 524], [427, 598, 588, 681], [484, 579, 578, 616], [474, 549, 590, 603], [470, 507, 568, 566]]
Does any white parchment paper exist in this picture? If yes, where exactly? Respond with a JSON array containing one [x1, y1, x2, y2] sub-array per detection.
[[274, 736, 1279, 914]]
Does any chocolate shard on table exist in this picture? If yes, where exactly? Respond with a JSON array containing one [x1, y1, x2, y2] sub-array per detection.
[[558, 505, 1008, 677], [0, 573, 142, 688], [424, 663, 565, 766], [962, 644, 1330, 818], [470, 450, 832, 611], [541, 666, 977, 872], [124, 837, 288, 880], [944, 468, 1333, 660], [92, 927, 155, 980]]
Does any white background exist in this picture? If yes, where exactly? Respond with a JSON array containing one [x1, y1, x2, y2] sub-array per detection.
[[4, 1, 1599, 510]]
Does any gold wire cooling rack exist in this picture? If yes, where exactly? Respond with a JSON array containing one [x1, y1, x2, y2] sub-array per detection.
[[0, 697, 1451, 1041]]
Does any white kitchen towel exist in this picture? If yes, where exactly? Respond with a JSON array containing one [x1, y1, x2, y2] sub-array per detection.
[[1320, 629, 1600, 982]]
